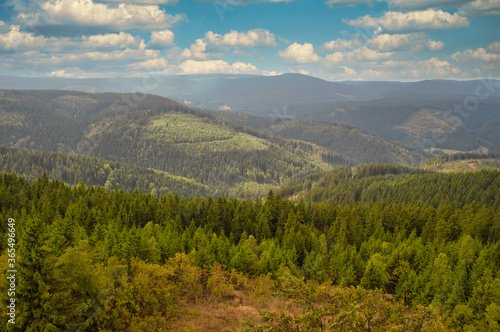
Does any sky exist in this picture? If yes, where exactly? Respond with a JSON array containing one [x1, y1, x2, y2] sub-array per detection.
[[0, 0, 499, 81]]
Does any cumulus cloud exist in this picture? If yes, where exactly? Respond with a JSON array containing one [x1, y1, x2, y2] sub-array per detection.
[[412, 57, 461, 76], [369, 33, 420, 50], [178, 59, 257, 74], [348, 46, 395, 61], [452, 47, 500, 62], [180, 39, 210, 59], [345, 9, 469, 32], [427, 40, 445, 50], [367, 33, 444, 51], [361, 69, 383, 78], [327, 0, 473, 10], [323, 38, 360, 51], [324, 52, 345, 64], [0, 21, 8, 33], [278, 42, 321, 63], [262, 70, 282, 76], [149, 30, 175, 48], [82, 32, 142, 49], [458, 0, 500, 17], [103, 0, 178, 4], [198, 0, 294, 5], [48, 69, 77, 77], [41, 0, 186, 31], [0, 25, 46, 52], [489, 41, 500, 52], [128, 57, 168, 69], [205, 29, 277, 47], [384, 0, 473, 10], [325, 0, 371, 8], [341, 66, 358, 76]]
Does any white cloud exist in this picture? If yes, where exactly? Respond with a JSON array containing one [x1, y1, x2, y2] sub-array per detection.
[[0, 25, 46, 52], [341, 66, 357, 76], [369, 33, 419, 50], [345, 9, 469, 32], [361, 69, 383, 78], [128, 58, 168, 69], [82, 32, 142, 49], [0, 21, 7, 33], [412, 57, 461, 76], [262, 70, 282, 76], [324, 52, 345, 64], [325, 0, 371, 8], [278, 42, 321, 63], [459, 0, 500, 17], [178, 59, 257, 74], [367, 33, 445, 51], [293, 69, 310, 75], [452, 47, 500, 62], [489, 41, 500, 52], [199, 0, 294, 5], [384, 0, 473, 10], [379, 60, 414, 67], [205, 29, 277, 47], [323, 38, 360, 51], [180, 39, 209, 59], [103, 0, 178, 4], [327, 0, 473, 10], [41, 0, 186, 31], [348, 47, 395, 61], [48, 69, 77, 77], [150, 30, 175, 48], [427, 40, 445, 50]]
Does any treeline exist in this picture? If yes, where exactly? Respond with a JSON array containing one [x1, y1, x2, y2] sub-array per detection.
[[0, 173, 499, 330], [0, 145, 210, 198], [279, 164, 500, 211], [422, 152, 500, 167]]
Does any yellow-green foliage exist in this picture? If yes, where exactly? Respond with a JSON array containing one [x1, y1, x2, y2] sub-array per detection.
[[185, 132, 269, 152], [243, 275, 451, 332], [0, 109, 24, 127], [52, 95, 98, 112], [147, 113, 235, 143]]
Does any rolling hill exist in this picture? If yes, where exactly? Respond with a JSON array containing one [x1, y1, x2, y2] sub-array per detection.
[[0, 145, 211, 198], [2, 74, 498, 156], [419, 152, 500, 173], [0, 89, 350, 197], [209, 110, 424, 165]]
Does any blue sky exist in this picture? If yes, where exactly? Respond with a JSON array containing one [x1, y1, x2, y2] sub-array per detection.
[[0, 0, 499, 81]]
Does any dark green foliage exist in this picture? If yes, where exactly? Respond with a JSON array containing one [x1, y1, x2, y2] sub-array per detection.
[[0, 171, 499, 330], [211, 111, 423, 166], [0, 145, 210, 198], [0, 90, 347, 198], [279, 164, 500, 211]]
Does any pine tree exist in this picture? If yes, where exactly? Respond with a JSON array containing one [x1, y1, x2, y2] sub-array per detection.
[[17, 216, 62, 331]]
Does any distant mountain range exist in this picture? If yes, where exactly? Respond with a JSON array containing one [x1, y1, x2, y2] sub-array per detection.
[[1, 74, 498, 155], [2, 89, 419, 197]]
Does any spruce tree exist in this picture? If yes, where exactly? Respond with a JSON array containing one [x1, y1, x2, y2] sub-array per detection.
[[17, 216, 62, 331]]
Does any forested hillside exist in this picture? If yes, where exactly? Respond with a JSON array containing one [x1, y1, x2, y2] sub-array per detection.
[[421, 152, 500, 173], [210, 111, 423, 165], [0, 145, 210, 198], [0, 90, 350, 197], [278, 163, 500, 211], [1, 172, 499, 330]]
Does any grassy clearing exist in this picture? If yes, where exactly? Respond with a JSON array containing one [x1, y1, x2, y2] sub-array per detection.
[[147, 113, 235, 143], [421, 158, 500, 173]]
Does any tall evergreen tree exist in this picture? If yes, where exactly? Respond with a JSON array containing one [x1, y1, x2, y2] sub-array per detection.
[[17, 216, 62, 331]]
